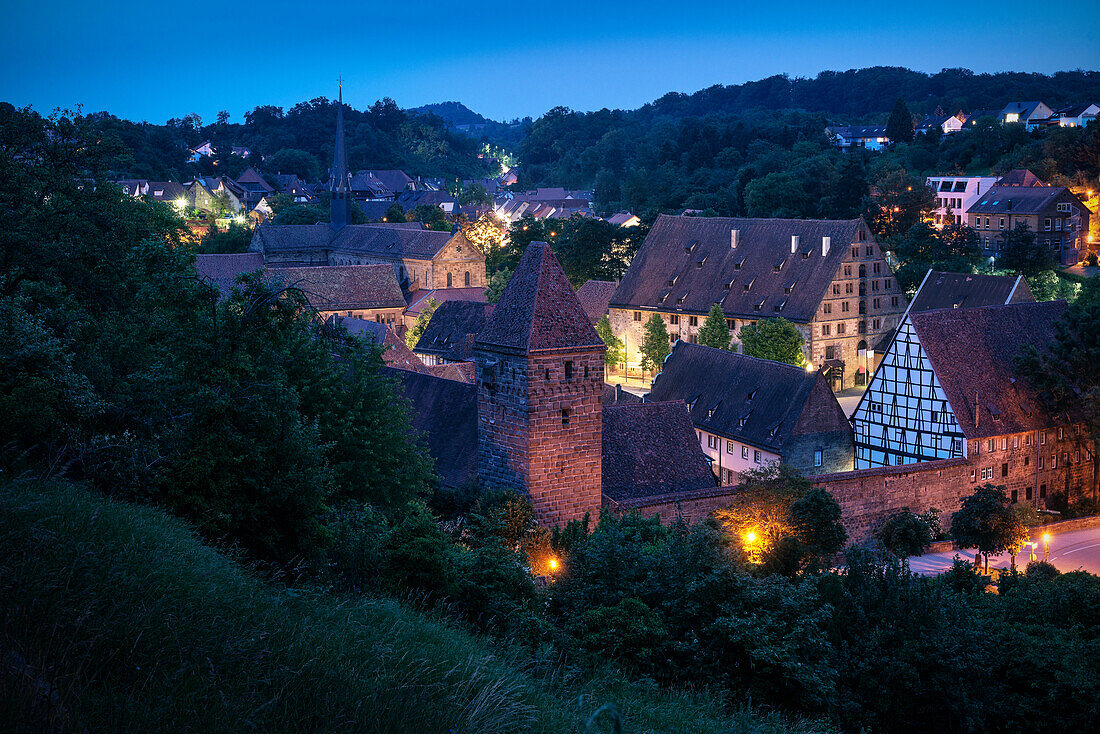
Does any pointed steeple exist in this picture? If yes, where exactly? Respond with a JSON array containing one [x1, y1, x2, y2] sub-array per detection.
[[330, 78, 351, 231]]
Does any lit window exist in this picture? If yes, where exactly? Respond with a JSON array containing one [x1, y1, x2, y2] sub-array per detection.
[[814, 449, 823, 467], [754, 450, 762, 463], [742, 446, 749, 460]]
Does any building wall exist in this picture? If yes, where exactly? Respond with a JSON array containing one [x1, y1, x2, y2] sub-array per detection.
[[805, 230, 907, 390], [853, 318, 966, 468], [475, 348, 604, 526], [927, 176, 998, 228], [968, 194, 1090, 266], [319, 306, 402, 325], [695, 428, 780, 485]]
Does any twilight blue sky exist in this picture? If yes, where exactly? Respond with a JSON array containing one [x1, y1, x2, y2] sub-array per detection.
[[3, 1, 1098, 124]]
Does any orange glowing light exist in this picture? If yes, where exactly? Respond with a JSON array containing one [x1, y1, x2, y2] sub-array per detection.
[[548, 557, 560, 572]]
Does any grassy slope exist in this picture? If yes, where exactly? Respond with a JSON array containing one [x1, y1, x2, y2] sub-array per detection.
[[0, 481, 820, 734]]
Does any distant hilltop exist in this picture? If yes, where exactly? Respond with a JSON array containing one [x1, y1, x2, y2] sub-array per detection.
[[409, 101, 497, 127]]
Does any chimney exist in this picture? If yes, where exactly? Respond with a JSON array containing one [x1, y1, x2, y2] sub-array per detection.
[[731, 228, 740, 249], [791, 234, 800, 254], [822, 236, 831, 257]]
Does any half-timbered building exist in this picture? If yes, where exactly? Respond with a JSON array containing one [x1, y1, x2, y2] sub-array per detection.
[[851, 301, 1094, 505]]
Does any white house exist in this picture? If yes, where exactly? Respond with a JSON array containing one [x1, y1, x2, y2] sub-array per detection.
[[1055, 103, 1099, 128], [827, 125, 890, 151], [917, 114, 964, 136], [925, 175, 1000, 228]]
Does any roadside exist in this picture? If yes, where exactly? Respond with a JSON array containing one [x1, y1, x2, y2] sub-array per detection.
[[908, 523, 1100, 576]]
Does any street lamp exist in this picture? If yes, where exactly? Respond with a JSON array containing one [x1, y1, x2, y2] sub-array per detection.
[[1043, 533, 1051, 561], [743, 530, 759, 563]]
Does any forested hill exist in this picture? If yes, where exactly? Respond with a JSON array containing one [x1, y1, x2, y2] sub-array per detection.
[[410, 101, 494, 126], [637, 67, 1100, 120], [65, 96, 494, 183], [514, 67, 1100, 219]]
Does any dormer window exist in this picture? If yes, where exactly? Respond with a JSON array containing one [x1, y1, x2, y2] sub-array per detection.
[[743, 277, 755, 292], [773, 258, 785, 272], [685, 240, 698, 253], [746, 389, 758, 402], [657, 290, 670, 304], [667, 274, 678, 286], [696, 255, 708, 268], [725, 279, 735, 290], [784, 281, 796, 294], [676, 292, 688, 305], [734, 257, 746, 270]]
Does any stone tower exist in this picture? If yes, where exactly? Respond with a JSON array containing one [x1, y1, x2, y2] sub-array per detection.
[[473, 242, 605, 525]]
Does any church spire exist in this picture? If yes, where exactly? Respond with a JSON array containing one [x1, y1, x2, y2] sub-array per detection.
[[330, 77, 351, 231]]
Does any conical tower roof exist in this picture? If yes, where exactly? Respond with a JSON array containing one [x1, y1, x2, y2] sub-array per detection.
[[475, 241, 604, 354]]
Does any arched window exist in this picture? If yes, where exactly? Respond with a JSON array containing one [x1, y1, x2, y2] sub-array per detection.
[[858, 264, 866, 278], [447, 272, 452, 287], [464, 271, 470, 286]]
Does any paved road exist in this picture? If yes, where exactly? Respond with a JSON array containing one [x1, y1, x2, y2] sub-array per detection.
[[908, 526, 1100, 576]]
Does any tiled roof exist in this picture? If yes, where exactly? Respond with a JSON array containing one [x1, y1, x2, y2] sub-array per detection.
[[575, 280, 617, 323], [829, 125, 888, 139], [601, 402, 718, 502], [426, 361, 475, 383], [333, 225, 455, 260], [236, 167, 273, 192], [415, 301, 495, 361], [146, 181, 187, 201], [250, 223, 452, 260], [601, 383, 643, 405], [908, 271, 1032, 313], [268, 264, 405, 311], [194, 252, 265, 296], [334, 316, 429, 374], [909, 301, 1071, 439], [967, 185, 1076, 215], [610, 214, 860, 323], [994, 169, 1045, 187], [357, 200, 393, 221], [647, 342, 840, 452], [405, 287, 488, 317], [385, 368, 478, 489], [475, 241, 604, 354]]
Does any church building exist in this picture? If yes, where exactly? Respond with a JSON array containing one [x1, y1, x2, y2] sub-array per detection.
[[248, 85, 486, 293]]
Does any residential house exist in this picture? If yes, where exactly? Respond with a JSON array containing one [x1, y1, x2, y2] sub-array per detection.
[[608, 215, 908, 390], [1001, 101, 1055, 131], [349, 170, 414, 201], [607, 211, 642, 227], [235, 167, 274, 209], [647, 342, 854, 484], [1054, 103, 1099, 128], [271, 174, 316, 203], [916, 114, 964, 136], [995, 168, 1046, 188], [827, 125, 890, 151], [966, 182, 1090, 266], [850, 301, 1094, 506], [116, 180, 188, 208], [395, 189, 459, 214], [926, 175, 1000, 228]]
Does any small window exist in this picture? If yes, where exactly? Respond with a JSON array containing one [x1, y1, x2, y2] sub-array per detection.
[[634, 311, 641, 322], [814, 449, 823, 467], [1040, 484, 1047, 499], [464, 271, 471, 286], [1051, 454, 1057, 469], [727, 441, 735, 454], [561, 408, 570, 426], [754, 450, 762, 464], [1026, 486, 1032, 500], [564, 360, 573, 379], [742, 446, 749, 460], [1011, 489, 1018, 503], [447, 272, 452, 287], [689, 316, 698, 327], [669, 314, 679, 325], [1002, 462, 1009, 478]]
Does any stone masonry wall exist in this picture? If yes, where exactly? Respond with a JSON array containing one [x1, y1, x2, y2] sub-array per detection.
[[476, 348, 604, 527]]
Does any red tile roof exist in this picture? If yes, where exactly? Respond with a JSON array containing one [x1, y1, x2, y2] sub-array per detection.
[[415, 301, 494, 362], [575, 280, 617, 323], [611, 215, 863, 323], [268, 264, 405, 311], [601, 402, 718, 502], [475, 241, 603, 354], [909, 301, 1071, 439], [195, 252, 265, 296]]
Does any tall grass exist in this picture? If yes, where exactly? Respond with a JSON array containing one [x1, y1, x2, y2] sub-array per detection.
[[0, 481, 824, 733]]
